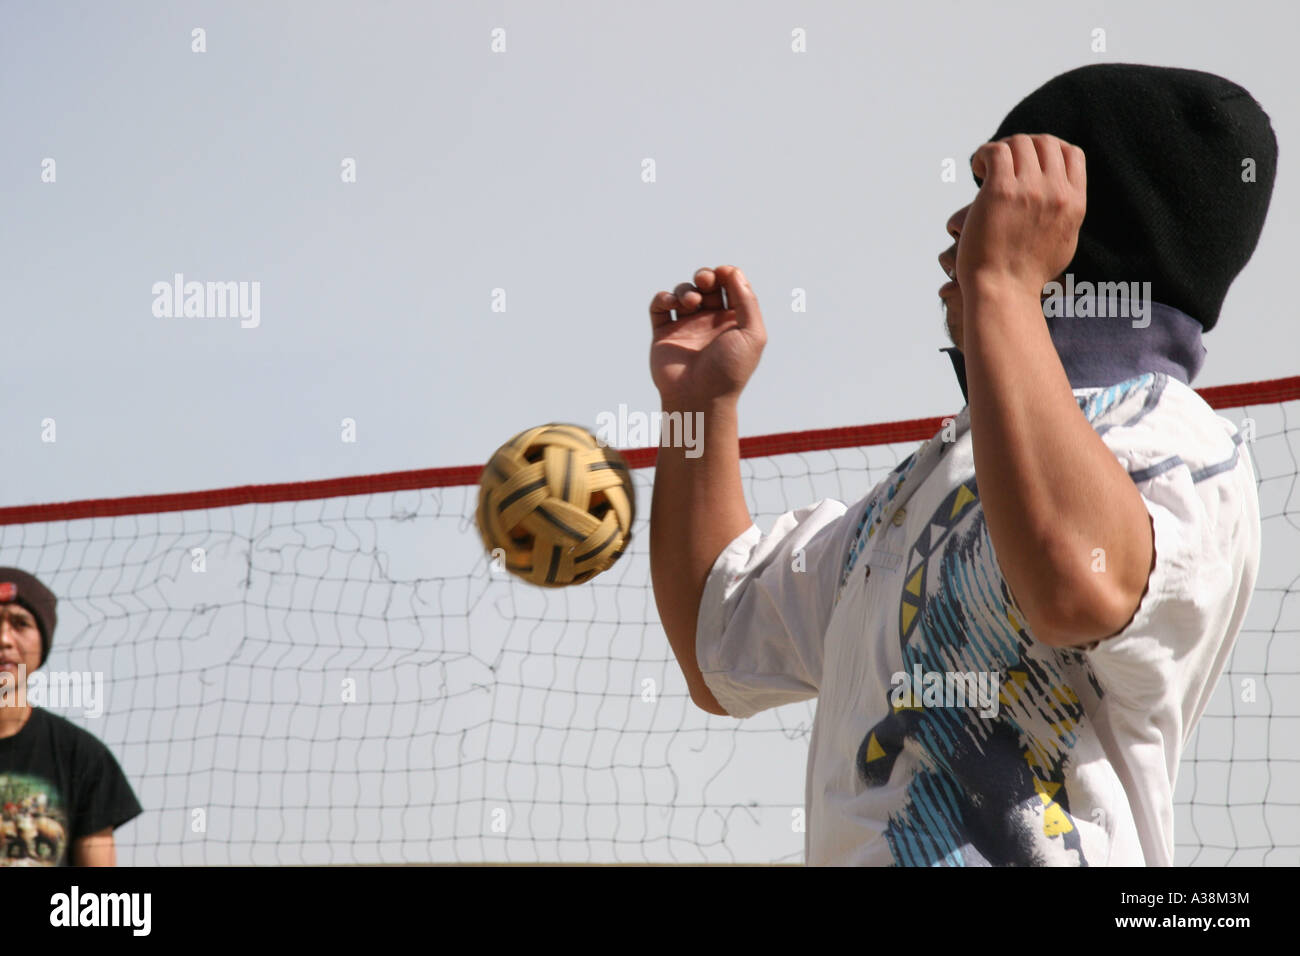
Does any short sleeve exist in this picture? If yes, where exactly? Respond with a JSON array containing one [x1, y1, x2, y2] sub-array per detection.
[[73, 740, 143, 839], [1082, 376, 1260, 714], [694, 496, 865, 718]]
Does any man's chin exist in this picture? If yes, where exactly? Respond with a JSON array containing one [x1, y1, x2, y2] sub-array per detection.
[[941, 301, 964, 351]]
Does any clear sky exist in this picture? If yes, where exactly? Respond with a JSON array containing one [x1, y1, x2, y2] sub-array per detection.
[[2, 0, 1295, 507]]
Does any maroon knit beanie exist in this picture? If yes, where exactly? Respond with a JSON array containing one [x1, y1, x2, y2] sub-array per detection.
[[0, 568, 57, 667]]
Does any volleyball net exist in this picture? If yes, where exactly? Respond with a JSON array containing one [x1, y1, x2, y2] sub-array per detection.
[[1, 375, 1297, 865]]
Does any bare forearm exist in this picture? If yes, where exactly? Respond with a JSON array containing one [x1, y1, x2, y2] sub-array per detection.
[[650, 396, 753, 713], [963, 278, 1153, 644], [72, 829, 117, 865]]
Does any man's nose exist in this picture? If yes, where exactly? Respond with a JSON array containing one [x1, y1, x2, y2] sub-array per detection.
[[946, 204, 970, 242]]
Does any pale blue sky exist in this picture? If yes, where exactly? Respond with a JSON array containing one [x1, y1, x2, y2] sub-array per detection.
[[2, 0, 1295, 506]]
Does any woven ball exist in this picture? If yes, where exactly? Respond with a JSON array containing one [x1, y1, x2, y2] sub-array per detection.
[[476, 423, 636, 587]]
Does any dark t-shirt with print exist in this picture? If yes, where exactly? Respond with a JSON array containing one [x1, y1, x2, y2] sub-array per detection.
[[0, 707, 142, 866]]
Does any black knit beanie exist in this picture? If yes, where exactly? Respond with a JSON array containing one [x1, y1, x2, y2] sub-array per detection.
[[0, 567, 57, 667], [974, 63, 1277, 331]]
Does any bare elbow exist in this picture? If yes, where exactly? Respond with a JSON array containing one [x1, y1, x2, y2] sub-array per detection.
[[1028, 577, 1145, 648], [690, 682, 731, 717], [1022, 513, 1155, 649]]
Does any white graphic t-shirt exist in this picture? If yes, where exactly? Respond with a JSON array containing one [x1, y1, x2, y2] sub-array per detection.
[[696, 373, 1259, 866]]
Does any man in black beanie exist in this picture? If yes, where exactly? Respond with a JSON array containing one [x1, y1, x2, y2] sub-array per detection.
[[940, 62, 1277, 397], [0, 567, 142, 866], [650, 63, 1273, 865]]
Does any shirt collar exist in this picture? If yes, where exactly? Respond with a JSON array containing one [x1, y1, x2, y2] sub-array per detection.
[[939, 298, 1206, 404]]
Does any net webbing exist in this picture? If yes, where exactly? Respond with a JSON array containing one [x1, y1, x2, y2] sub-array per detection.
[[1, 375, 1296, 864]]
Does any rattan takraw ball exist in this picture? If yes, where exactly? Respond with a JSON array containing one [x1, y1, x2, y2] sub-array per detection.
[[476, 424, 636, 587]]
